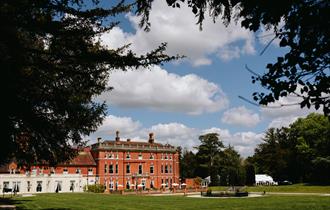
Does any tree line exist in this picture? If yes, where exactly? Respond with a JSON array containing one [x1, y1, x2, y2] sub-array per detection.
[[251, 113, 330, 184], [180, 113, 330, 185], [179, 133, 255, 186]]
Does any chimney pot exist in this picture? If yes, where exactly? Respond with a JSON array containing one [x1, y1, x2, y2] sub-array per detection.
[[115, 130, 120, 142], [148, 133, 154, 144], [97, 137, 102, 143]]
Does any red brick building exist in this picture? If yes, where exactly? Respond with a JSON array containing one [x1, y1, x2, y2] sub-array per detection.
[[18, 148, 97, 179], [91, 132, 180, 191], [1, 132, 180, 193]]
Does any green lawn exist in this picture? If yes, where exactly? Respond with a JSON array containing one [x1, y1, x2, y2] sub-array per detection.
[[1, 193, 329, 210], [210, 184, 330, 193]]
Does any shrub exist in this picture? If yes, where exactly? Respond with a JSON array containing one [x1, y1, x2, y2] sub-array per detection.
[[85, 184, 105, 193], [206, 189, 212, 196]]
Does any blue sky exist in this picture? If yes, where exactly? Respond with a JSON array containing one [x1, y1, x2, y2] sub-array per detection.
[[86, 0, 318, 157]]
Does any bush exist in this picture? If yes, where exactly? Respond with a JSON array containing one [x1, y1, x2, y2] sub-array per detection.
[[85, 184, 105, 193], [206, 189, 212, 196]]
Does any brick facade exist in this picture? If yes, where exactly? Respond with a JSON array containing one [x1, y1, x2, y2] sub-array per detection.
[[91, 132, 180, 191], [1, 132, 180, 193]]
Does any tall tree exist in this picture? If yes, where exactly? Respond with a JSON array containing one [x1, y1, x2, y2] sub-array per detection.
[[196, 133, 224, 185], [2, 0, 176, 166], [253, 128, 290, 181], [244, 157, 256, 186], [219, 146, 245, 186], [137, 0, 330, 116], [252, 113, 330, 184], [180, 149, 198, 179], [289, 113, 330, 183]]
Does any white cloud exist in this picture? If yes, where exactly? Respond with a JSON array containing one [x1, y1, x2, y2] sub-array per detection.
[[222, 106, 261, 127], [202, 127, 232, 139], [86, 115, 142, 141], [202, 128, 263, 157], [267, 116, 300, 129], [257, 19, 285, 47], [146, 123, 198, 149], [87, 115, 263, 157], [99, 0, 255, 66], [260, 94, 322, 128], [98, 66, 229, 115]]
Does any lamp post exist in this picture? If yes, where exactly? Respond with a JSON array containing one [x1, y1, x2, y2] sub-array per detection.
[[86, 172, 89, 192]]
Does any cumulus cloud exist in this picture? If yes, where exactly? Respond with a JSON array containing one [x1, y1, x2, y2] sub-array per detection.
[[221, 106, 261, 127], [99, 0, 255, 66], [97, 66, 229, 115], [202, 128, 263, 157], [202, 127, 232, 139], [87, 115, 263, 157], [257, 19, 285, 47], [267, 116, 300, 129], [260, 93, 322, 128], [145, 123, 198, 149], [86, 115, 142, 141]]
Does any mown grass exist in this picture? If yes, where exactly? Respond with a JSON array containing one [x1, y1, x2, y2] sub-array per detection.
[[210, 184, 330, 193], [1, 192, 329, 210]]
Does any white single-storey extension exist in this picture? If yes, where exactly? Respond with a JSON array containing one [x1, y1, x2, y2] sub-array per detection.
[[255, 174, 278, 185], [0, 173, 96, 194]]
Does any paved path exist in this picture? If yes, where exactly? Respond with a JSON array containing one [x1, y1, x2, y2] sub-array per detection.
[[148, 191, 330, 197], [250, 192, 330, 196]]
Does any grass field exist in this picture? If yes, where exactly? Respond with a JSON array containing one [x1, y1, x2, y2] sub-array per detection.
[[210, 184, 330, 193], [1, 193, 329, 210]]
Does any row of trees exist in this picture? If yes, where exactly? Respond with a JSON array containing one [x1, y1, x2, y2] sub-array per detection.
[[180, 133, 255, 186], [251, 113, 330, 184], [180, 113, 329, 185]]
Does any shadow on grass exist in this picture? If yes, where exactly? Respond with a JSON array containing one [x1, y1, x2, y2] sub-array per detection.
[[20, 208, 71, 210], [1, 198, 31, 210], [0, 198, 71, 210], [303, 183, 330, 186]]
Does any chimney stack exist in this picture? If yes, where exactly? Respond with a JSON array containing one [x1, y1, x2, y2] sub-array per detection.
[[97, 137, 102, 144], [115, 130, 120, 142], [148, 133, 154, 144], [127, 138, 131, 142]]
